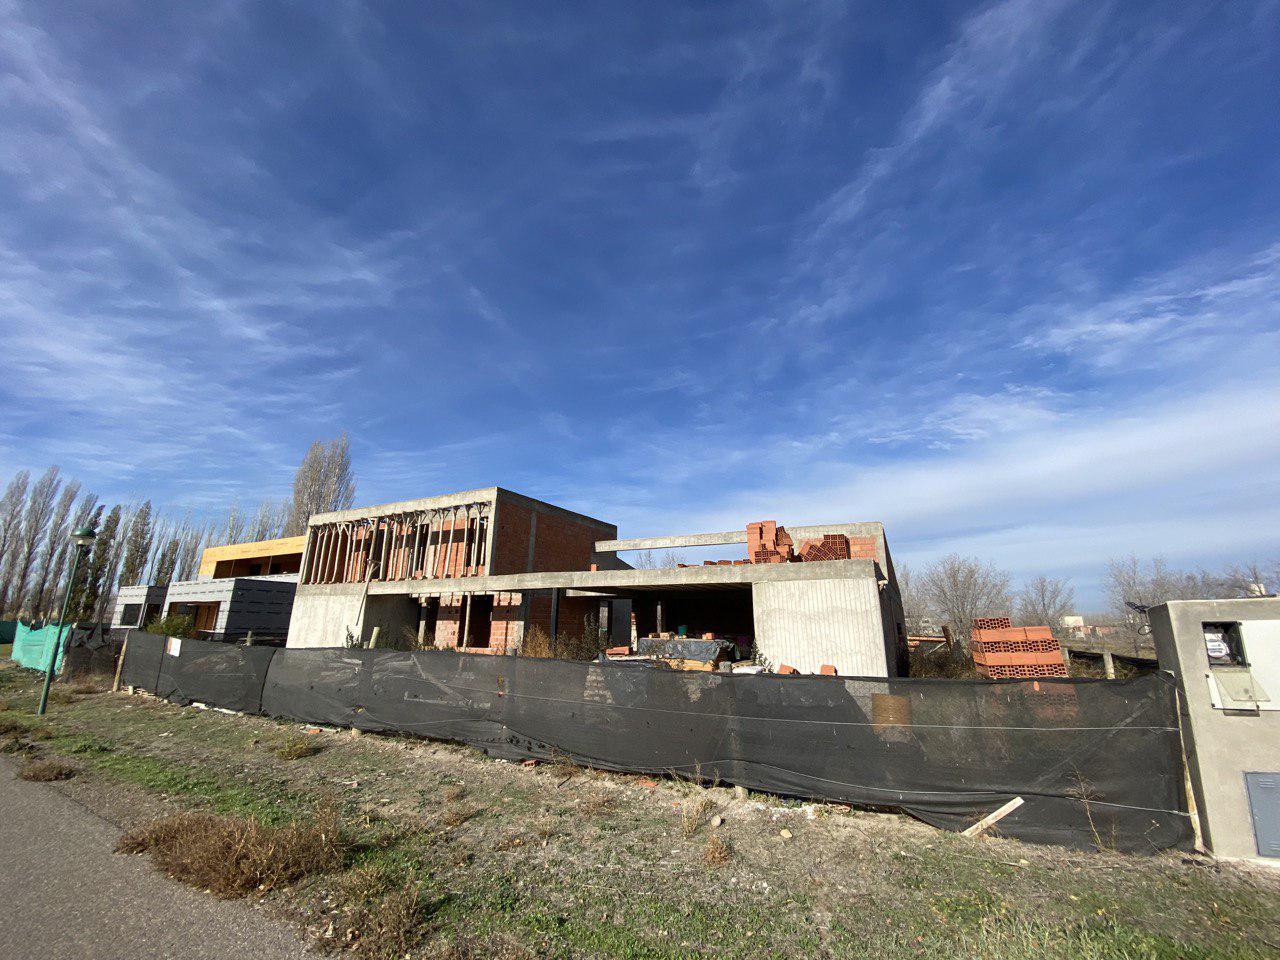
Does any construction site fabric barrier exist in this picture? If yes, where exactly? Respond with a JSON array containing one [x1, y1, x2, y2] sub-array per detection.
[[0, 620, 16, 645], [117, 630, 167, 692], [9, 623, 68, 672], [123, 639, 1193, 853]]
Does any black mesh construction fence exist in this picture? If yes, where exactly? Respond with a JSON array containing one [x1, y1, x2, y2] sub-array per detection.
[[119, 633, 1192, 852]]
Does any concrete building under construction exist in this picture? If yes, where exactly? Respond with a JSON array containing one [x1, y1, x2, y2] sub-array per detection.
[[285, 487, 908, 677]]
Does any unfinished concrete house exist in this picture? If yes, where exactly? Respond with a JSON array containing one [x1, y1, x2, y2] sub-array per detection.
[[286, 487, 908, 677]]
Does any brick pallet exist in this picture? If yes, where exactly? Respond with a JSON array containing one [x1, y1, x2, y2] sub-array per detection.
[[971, 624, 1067, 679]]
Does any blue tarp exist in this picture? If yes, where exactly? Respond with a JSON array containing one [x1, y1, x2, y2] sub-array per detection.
[[10, 623, 67, 672]]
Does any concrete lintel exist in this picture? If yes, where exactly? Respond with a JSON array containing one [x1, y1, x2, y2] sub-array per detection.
[[342, 557, 879, 598], [595, 522, 884, 553]]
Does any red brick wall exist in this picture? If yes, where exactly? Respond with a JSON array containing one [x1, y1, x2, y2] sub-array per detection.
[[848, 536, 878, 560], [434, 591, 524, 655], [489, 502, 534, 576], [490, 497, 614, 575], [434, 595, 463, 648]]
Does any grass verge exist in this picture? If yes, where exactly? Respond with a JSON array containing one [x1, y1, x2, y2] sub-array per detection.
[[1, 661, 1277, 959]]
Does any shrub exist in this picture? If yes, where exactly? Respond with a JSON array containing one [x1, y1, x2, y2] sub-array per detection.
[[144, 613, 196, 639], [116, 806, 347, 898], [272, 736, 326, 760], [327, 866, 439, 960], [18, 759, 77, 782], [702, 834, 731, 866]]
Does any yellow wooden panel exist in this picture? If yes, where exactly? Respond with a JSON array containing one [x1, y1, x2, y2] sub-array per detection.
[[198, 535, 307, 577]]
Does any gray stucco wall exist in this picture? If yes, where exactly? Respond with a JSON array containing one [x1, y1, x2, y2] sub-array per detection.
[[751, 576, 891, 676], [1151, 598, 1280, 862], [163, 577, 296, 637]]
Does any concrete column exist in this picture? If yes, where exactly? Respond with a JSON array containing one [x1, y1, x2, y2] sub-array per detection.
[[550, 588, 560, 656]]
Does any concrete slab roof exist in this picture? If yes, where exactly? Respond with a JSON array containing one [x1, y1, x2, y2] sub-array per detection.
[[595, 522, 885, 553], [308, 486, 614, 531], [287, 557, 880, 599]]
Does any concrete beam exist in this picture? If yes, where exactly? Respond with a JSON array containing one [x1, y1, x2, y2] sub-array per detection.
[[293, 557, 879, 600], [595, 522, 884, 553]]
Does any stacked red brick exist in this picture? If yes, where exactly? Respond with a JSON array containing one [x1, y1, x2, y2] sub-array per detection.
[[970, 623, 1067, 679], [746, 521, 879, 565], [746, 520, 795, 563], [797, 534, 852, 562]]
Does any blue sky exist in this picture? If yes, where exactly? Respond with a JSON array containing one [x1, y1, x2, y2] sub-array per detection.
[[2, 0, 1278, 608]]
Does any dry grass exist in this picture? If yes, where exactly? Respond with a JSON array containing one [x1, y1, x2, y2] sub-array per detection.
[[680, 795, 714, 836], [116, 806, 347, 898], [18, 758, 77, 781], [442, 784, 467, 803], [580, 791, 618, 817], [432, 934, 534, 960], [437, 803, 479, 830], [702, 834, 732, 866], [908, 646, 979, 679], [324, 866, 435, 960], [0, 716, 30, 738], [273, 736, 326, 760], [65, 678, 109, 695]]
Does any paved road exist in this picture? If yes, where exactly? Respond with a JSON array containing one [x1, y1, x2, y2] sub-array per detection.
[[0, 759, 314, 960]]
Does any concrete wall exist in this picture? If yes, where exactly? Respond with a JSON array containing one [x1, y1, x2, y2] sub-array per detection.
[[752, 576, 891, 677], [286, 586, 366, 648], [1151, 598, 1280, 862]]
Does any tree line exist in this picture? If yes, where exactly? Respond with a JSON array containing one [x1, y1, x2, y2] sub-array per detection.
[[900, 552, 1278, 647], [0, 434, 355, 625]]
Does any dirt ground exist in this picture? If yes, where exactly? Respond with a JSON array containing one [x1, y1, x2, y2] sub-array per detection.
[[1, 661, 1278, 959]]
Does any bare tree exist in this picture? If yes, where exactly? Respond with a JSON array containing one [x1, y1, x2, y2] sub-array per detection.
[[897, 562, 932, 631], [1015, 575, 1076, 628], [30, 480, 81, 618], [247, 499, 288, 542], [5, 467, 62, 617], [1105, 555, 1236, 616], [221, 503, 245, 545], [919, 554, 1012, 649], [284, 434, 356, 536], [0, 470, 30, 615], [173, 520, 213, 582], [1216, 560, 1279, 598], [153, 536, 180, 587]]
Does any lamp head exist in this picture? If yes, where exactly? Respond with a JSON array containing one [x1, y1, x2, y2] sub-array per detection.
[[71, 526, 97, 549]]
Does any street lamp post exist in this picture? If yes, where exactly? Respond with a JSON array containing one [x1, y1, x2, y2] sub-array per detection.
[[37, 525, 96, 716]]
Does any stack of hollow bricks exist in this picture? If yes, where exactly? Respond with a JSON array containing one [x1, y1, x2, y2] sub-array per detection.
[[745, 521, 877, 565], [969, 620, 1068, 679]]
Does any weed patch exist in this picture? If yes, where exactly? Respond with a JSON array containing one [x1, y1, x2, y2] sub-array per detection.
[[702, 834, 731, 867], [320, 865, 443, 959], [117, 806, 347, 898], [18, 758, 77, 781], [273, 736, 326, 760]]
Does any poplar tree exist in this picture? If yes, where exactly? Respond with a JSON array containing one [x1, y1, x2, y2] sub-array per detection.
[[78, 505, 120, 622], [284, 434, 356, 536], [6, 467, 61, 617], [118, 500, 154, 588], [31, 480, 80, 618], [0, 470, 30, 615]]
